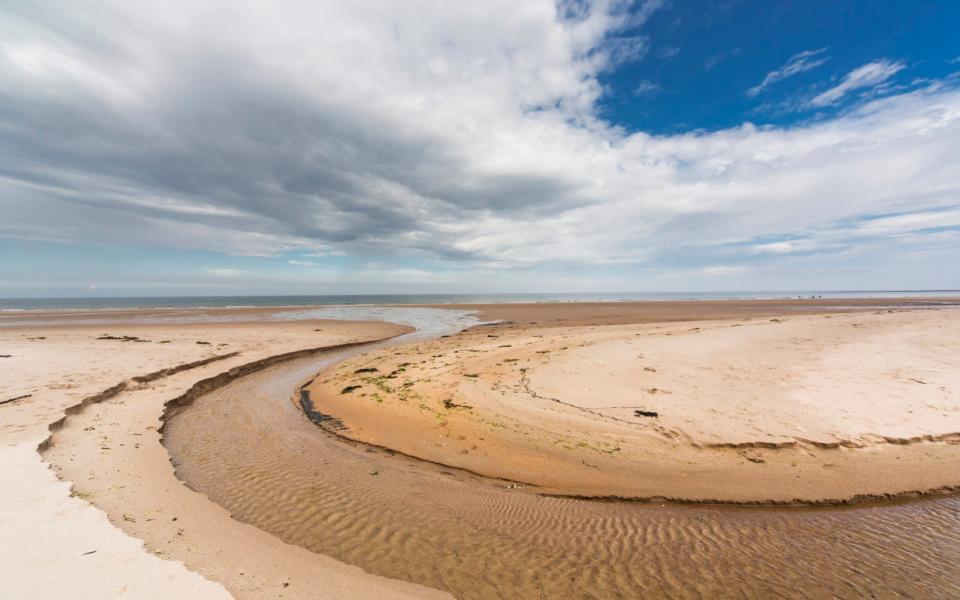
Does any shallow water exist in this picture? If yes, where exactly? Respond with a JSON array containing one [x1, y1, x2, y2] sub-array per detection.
[[164, 332, 960, 599], [272, 306, 484, 339]]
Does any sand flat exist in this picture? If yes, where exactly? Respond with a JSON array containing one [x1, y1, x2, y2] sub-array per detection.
[[310, 308, 960, 502], [527, 311, 959, 444]]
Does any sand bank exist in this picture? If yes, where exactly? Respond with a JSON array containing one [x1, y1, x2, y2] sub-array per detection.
[[309, 308, 960, 503]]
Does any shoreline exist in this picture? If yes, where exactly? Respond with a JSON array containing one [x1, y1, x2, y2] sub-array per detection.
[[3, 290, 959, 308], [4, 294, 959, 324]]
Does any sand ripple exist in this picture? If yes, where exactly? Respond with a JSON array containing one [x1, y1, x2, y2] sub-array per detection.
[[164, 352, 960, 599]]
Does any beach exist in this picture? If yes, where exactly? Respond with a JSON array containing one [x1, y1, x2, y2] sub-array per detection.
[[311, 306, 960, 503], [2, 298, 959, 598], [6, 1, 959, 598], [1, 316, 445, 599]]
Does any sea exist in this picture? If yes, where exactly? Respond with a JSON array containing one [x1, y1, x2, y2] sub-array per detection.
[[1, 290, 959, 311]]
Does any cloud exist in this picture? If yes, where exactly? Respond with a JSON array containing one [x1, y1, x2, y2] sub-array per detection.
[[750, 241, 806, 255], [206, 268, 244, 277], [656, 46, 680, 60], [566, 0, 662, 69], [704, 47, 743, 71], [744, 208, 960, 259], [633, 80, 661, 96], [809, 59, 906, 107], [600, 35, 649, 67], [747, 48, 829, 97], [288, 259, 318, 267], [696, 265, 751, 276], [0, 2, 957, 290], [852, 208, 960, 236]]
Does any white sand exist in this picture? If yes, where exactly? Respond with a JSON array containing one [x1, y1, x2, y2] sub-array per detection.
[[0, 442, 232, 600], [0, 318, 450, 599]]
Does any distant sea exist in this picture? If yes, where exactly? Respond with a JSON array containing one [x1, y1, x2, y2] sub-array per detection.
[[2, 291, 959, 311]]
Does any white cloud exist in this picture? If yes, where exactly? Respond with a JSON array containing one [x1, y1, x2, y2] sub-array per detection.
[[0, 2, 957, 291], [634, 80, 661, 96], [809, 59, 906, 107], [657, 46, 680, 59], [697, 265, 751, 276], [288, 259, 318, 267], [206, 268, 244, 277], [747, 48, 829, 97], [751, 241, 804, 254], [853, 209, 960, 235], [601, 35, 649, 67], [745, 208, 960, 260]]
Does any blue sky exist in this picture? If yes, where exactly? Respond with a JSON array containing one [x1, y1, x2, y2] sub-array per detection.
[[1, 1, 959, 297], [599, 1, 960, 133]]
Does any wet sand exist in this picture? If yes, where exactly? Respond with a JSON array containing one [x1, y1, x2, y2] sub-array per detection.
[[442, 296, 960, 327], [3, 295, 953, 329], [9, 298, 960, 599]]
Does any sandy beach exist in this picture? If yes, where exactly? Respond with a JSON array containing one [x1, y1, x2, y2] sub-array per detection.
[[6, 2, 959, 597], [1, 316, 447, 600], [3, 298, 959, 598], [310, 307, 960, 503]]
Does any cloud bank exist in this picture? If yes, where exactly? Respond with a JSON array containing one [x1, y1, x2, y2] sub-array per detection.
[[0, 1, 958, 290]]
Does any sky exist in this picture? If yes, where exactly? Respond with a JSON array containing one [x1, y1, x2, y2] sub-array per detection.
[[1, 0, 959, 297]]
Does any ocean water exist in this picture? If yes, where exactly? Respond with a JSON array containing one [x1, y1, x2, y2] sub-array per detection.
[[2, 290, 959, 311]]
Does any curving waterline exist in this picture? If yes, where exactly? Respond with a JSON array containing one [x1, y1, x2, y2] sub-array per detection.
[[126, 304, 957, 508], [162, 307, 534, 487]]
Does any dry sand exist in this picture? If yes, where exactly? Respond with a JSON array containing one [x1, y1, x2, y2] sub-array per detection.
[[1, 317, 448, 600], [310, 307, 960, 503]]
